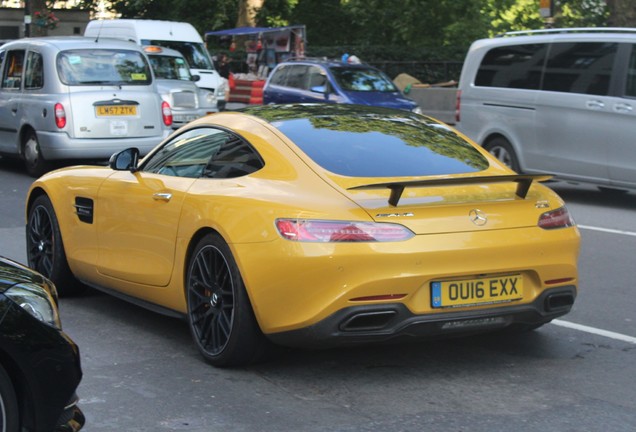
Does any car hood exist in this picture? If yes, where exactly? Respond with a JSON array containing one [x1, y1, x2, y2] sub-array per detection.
[[0, 256, 46, 293], [343, 91, 418, 111]]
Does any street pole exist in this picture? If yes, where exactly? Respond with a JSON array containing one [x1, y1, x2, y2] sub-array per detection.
[[24, 0, 32, 37]]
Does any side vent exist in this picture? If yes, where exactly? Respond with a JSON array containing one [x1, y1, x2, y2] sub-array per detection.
[[74, 197, 94, 224]]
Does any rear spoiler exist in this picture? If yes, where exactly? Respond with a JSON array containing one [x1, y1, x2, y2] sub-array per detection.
[[348, 174, 552, 207]]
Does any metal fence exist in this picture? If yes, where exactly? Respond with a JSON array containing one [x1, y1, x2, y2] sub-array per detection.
[[368, 60, 463, 84]]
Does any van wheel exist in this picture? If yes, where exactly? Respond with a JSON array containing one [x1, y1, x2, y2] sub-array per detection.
[[23, 130, 51, 178], [484, 137, 520, 173]]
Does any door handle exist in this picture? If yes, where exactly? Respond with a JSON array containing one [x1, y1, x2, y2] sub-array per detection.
[[152, 192, 172, 202], [614, 103, 633, 113], [585, 100, 605, 110]]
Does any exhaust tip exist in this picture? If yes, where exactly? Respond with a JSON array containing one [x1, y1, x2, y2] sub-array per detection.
[[340, 311, 397, 332], [545, 293, 574, 312]]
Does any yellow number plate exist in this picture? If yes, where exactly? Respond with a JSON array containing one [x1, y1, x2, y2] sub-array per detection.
[[96, 105, 137, 116], [431, 275, 523, 308]]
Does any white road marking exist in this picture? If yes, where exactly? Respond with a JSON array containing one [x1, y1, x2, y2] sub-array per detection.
[[552, 319, 636, 344], [578, 224, 636, 237]]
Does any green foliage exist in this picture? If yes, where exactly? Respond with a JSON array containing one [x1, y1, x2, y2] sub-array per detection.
[[104, 0, 610, 62]]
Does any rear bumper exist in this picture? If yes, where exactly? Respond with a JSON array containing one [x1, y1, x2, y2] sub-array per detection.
[[37, 130, 170, 160], [267, 285, 576, 348]]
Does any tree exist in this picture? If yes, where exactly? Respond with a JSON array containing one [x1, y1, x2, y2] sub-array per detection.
[[606, 0, 636, 27]]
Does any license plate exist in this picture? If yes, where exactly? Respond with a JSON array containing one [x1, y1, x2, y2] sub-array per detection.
[[96, 105, 137, 116], [431, 275, 523, 308], [173, 114, 199, 123]]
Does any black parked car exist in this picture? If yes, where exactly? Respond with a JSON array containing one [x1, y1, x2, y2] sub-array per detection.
[[0, 256, 84, 432]]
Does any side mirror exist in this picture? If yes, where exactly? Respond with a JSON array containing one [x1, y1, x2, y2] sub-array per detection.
[[109, 148, 140, 171], [191, 74, 201, 82]]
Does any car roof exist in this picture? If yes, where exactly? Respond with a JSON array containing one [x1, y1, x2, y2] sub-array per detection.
[[276, 57, 377, 70], [471, 27, 636, 49], [0, 36, 145, 51]]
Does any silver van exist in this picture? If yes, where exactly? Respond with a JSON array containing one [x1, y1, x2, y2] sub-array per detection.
[[455, 28, 636, 192], [143, 45, 217, 129], [0, 36, 172, 176]]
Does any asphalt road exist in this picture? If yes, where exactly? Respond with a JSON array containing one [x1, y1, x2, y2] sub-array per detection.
[[1, 158, 635, 432]]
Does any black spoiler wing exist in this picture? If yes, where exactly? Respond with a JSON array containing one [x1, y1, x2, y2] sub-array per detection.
[[348, 174, 553, 207]]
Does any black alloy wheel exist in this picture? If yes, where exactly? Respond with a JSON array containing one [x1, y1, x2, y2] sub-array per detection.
[[26, 195, 83, 296], [186, 233, 269, 367], [0, 364, 19, 432]]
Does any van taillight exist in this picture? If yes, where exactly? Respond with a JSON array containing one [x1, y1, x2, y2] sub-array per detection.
[[162, 101, 173, 126], [54, 103, 66, 128], [455, 90, 461, 123]]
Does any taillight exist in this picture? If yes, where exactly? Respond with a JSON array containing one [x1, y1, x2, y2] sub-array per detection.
[[161, 101, 173, 126], [54, 103, 66, 128], [275, 219, 414, 242], [538, 207, 575, 229], [454, 90, 461, 123]]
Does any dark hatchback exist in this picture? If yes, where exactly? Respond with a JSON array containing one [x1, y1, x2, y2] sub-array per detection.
[[0, 257, 84, 432]]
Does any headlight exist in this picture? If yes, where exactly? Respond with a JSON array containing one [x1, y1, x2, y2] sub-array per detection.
[[5, 282, 61, 329], [205, 91, 217, 103]]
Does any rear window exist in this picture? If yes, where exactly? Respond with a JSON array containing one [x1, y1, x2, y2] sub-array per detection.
[[148, 54, 192, 80], [57, 49, 152, 86], [329, 67, 398, 92], [271, 110, 489, 177]]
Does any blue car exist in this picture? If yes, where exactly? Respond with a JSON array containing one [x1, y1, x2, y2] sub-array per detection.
[[263, 58, 422, 112]]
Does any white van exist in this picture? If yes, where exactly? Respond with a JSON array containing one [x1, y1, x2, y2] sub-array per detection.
[[455, 28, 636, 192], [85, 19, 227, 111]]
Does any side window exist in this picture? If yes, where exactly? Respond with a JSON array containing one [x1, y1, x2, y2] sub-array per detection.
[[204, 134, 264, 179], [542, 42, 617, 95], [307, 66, 328, 89], [1, 49, 25, 90], [142, 127, 264, 179], [285, 65, 309, 89], [269, 65, 289, 86], [24, 51, 44, 90], [624, 45, 636, 97], [143, 128, 228, 178], [475, 44, 547, 90]]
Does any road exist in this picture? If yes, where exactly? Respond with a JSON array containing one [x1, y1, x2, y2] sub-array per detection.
[[1, 158, 635, 432]]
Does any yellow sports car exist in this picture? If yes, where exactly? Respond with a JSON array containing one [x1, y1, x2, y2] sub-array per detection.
[[25, 104, 580, 367]]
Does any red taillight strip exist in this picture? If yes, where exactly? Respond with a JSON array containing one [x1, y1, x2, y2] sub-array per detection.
[[275, 219, 414, 242], [545, 278, 575, 285], [538, 206, 575, 229]]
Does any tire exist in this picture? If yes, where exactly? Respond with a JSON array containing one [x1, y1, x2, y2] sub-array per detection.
[[26, 195, 85, 296], [22, 130, 52, 178], [186, 233, 269, 367], [0, 364, 19, 432], [484, 137, 520, 173]]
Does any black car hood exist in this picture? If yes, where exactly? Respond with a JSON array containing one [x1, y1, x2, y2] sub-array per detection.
[[0, 256, 44, 293]]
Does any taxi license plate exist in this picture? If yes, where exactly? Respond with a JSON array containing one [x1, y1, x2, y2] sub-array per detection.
[[431, 275, 523, 308], [96, 105, 137, 116]]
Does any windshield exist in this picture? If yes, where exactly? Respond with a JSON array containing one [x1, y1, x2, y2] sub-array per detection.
[[143, 40, 214, 70], [330, 67, 398, 92], [57, 49, 152, 86], [148, 54, 192, 80]]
